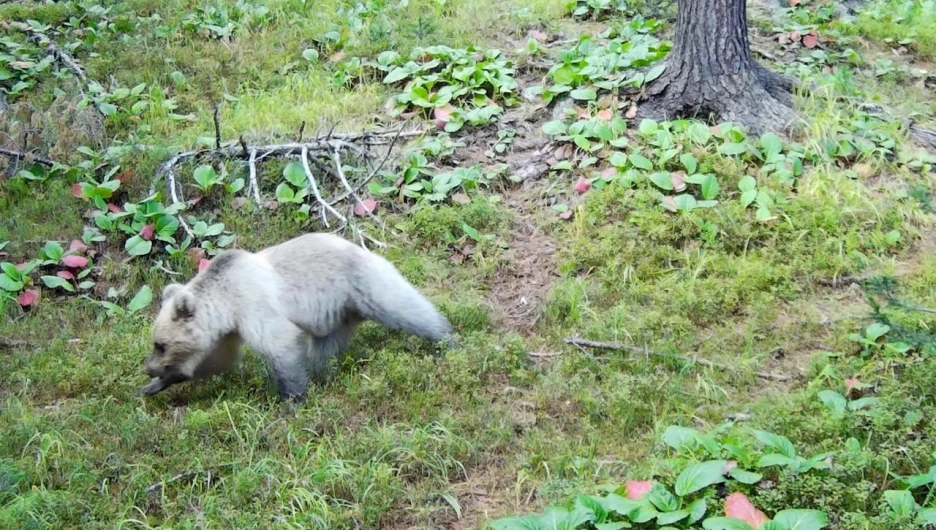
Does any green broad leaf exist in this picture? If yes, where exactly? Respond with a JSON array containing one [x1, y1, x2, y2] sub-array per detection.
[[738, 175, 757, 192], [602, 493, 640, 518], [383, 66, 411, 84], [570, 88, 597, 101], [125, 235, 153, 257], [0, 262, 20, 279], [638, 119, 658, 135], [675, 460, 729, 496], [275, 183, 296, 202], [760, 132, 783, 158], [657, 509, 689, 525], [542, 120, 567, 136], [41, 275, 74, 292], [193, 165, 217, 185], [662, 425, 698, 451], [719, 142, 747, 156], [699, 174, 720, 200], [649, 172, 674, 191], [741, 190, 758, 208], [702, 517, 757, 530], [757, 453, 797, 468], [687, 122, 711, 144], [818, 390, 847, 418], [204, 223, 225, 237], [644, 63, 666, 83], [302, 48, 320, 62], [630, 153, 653, 171], [883, 490, 916, 518], [609, 152, 629, 168], [688, 498, 707, 523], [0, 273, 24, 292], [680, 153, 698, 174], [772, 509, 829, 530], [283, 162, 307, 188], [646, 483, 680, 512], [461, 222, 481, 242], [99, 102, 118, 116], [916, 507, 936, 524], [551, 65, 578, 85], [128, 285, 153, 313], [865, 322, 890, 341], [728, 468, 763, 484], [755, 206, 773, 222]]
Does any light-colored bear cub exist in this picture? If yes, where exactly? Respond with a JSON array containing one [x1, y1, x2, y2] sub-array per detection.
[[141, 232, 454, 401]]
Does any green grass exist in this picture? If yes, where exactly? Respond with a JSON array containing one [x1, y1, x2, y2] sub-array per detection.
[[2, 0, 936, 528]]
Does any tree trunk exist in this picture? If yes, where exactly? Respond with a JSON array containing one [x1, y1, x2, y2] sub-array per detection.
[[640, 0, 797, 135]]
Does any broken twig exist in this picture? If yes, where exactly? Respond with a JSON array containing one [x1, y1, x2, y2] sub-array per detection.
[[564, 336, 793, 382]]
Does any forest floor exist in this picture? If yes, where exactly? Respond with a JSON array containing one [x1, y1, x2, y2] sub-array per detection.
[[2, 0, 936, 528]]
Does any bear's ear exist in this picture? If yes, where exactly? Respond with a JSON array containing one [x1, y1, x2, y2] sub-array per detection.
[[161, 283, 183, 304], [172, 290, 195, 321]]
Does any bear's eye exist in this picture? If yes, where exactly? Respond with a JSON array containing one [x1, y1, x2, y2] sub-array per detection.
[[154, 342, 166, 355]]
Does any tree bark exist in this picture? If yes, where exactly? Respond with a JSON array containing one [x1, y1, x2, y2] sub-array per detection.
[[640, 0, 797, 135]]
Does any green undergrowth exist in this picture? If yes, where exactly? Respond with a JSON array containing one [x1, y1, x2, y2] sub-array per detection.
[[2, 0, 936, 528]]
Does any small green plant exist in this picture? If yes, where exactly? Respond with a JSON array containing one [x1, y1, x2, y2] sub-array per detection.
[[89, 284, 154, 319], [753, 430, 833, 475], [275, 162, 310, 204], [818, 389, 879, 419]]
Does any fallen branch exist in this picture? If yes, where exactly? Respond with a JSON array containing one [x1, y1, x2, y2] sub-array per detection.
[[564, 336, 793, 382], [4, 21, 90, 87], [0, 338, 33, 349], [151, 125, 425, 247], [0, 147, 56, 167]]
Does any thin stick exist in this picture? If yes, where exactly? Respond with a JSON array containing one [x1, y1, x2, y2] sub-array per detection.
[[248, 148, 260, 204], [331, 145, 386, 230], [300, 146, 346, 227], [564, 336, 793, 382], [213, 103, 222, 150]]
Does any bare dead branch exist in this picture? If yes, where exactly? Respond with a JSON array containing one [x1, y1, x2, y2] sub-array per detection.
[[0, 147, 56, 167], [301, 145, 346, 227], [213, 103, 222, 150], [5, 21, 90, 87], [564, 336, 793, 382]]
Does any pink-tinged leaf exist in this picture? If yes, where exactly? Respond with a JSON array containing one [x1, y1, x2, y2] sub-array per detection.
[[107, 203, 122, 214], [559, 210, 573, 220], [661, 195, 677, 212], [197, 259, 211, 273], [844, 377, 860, 393], [451, 193, 471, 205], [573, 177, 592, 195], [434, 105, 455, 128], [56, 270, 76, 281], [61, 255, 89, 269], [69, 239, 88, 254], [232, 197, 249, 210], [597, 109, 613, 121], [723, 461, 738, 474], [778, 33, 789, 45], [803, 33, 819, 48], [353, 199, 378, 217], [188, 248, 206, 262], [789, 0, 801, 5], [725, 492, 770, 528], [18, 289, 39, 308], [625, 104, 638, 119], [263, 200, 279, 210], [601, 167, 618, 178], [530, 30, 548, 42], [671, 172, 687, 192], [473, 52, 485, 62], [625, 480, 653, 500], [140, 224, 156, 241], [330, 51, 346, 63], [16, 262, 30, 270], [790, 30, 801, 41], [71, 183, 86, 199]]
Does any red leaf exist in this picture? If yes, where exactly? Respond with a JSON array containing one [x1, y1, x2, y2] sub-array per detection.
[[107, 203, 122, 214], [625, 104, 638, 119], [803, 33, 819, 48], [353, 199, 378, 217], [671, 172, 687, 192], [71, 183, 86, 199], [17, 289, 39, 308], [56, 270, 75, 281], [140, 224, 156, 241], [69, 239, 88, 254], [61, 255, 89, 269], [661, 195, 677, 212], [559, 210, 573, 220], [597, 109, 613, 121], [573, 177, 592, 195], [197, 259, 211, 273], [434, 105, 455, 128], [625, 480, 653, 500], [725, 492, 770, 528]]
